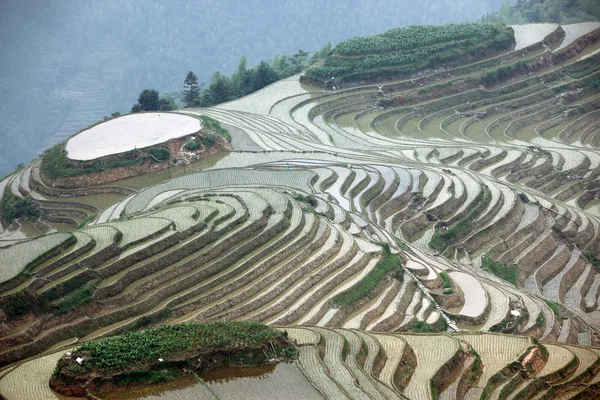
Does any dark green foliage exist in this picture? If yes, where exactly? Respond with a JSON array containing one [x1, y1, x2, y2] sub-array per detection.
[[252, 61, 280, 90], [332, 244, 402, 308], [39, 270, 99, 305], [201, 72, 232, 106], [150, 147, 170, 162], [183, 71, 200, 107], [52, 279, 99, 315], [440, 272, 452, 289], [183, 140, 201, 151], [4, 291, 30, 316], [291, 193, 318, 207], [307, 23, 514, 82], [193, 47, 324, 108], [1, 190, 40, 223], [335, 23, 510, 56], [407, 320, 435, 333], [131, 89, 176, 112], [480, 60, 529, 86], [132, 89, 159, 112], [201, 135, 216, 148], [584, 250, 600, 272], [481, 253, 518, 285], [73, 321, 292, 373], [536, 311, 545, 327]]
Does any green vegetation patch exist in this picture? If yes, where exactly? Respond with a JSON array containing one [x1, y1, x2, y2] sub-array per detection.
[[77, 212, 98, 229], [332, 243, 402, 308], [584, 250, 600, 273], [198, 115, 231, 141], [481, 253, 517, 285], [71, 321, 292, 373], [1, 189, 40, 223], [406, 317, 448, 333], [480, 60, 529, 86], [52, 279, 99, 315], [41, 143, 149, 179], [540, 297, 560, 317], [429, 186, 491, 252], [306, 23, 514, 82], [149, 147, 170, 162]]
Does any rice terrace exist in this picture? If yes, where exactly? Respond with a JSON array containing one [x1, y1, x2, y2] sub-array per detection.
[[2, 19, 600, 400]]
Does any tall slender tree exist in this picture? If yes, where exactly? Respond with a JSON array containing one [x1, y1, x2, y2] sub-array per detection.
[[183, 71, 200, 107]]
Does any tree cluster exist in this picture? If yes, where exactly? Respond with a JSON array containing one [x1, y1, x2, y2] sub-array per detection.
[[131, 89, 177, 113], [1, 190, 40, 224], [182, 45, 331, 108]]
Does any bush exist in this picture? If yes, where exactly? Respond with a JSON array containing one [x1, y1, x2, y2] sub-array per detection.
[[406, 320, 435, 333], [440, 271, 452, 289], [201, 135, 216, 148], [1, 190, 40, 223], [584, 250, 600, 272], [183, 140, 201, 151], [4, 291, 30, 316], [150, 147, 170, 162]]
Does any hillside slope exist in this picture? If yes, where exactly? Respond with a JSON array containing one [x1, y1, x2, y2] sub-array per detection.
[[1, 21, 600, 399]]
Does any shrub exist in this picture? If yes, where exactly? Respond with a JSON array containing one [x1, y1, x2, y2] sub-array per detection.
[[1, 190, 40, 223], [183, 140, 201, 151], [150, 147, 170, 162], [4, 291, 30, 316], [201, 134, 216, 148], [406, 320, 435, 333], [584, 250, 600, 272]]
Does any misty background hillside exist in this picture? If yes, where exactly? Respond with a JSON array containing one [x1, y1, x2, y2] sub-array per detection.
[[1, 0, 598, 177], [0, 0, 507, 177]]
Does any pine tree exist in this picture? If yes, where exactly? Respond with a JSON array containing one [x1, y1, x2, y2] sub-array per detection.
[[183, 71, 200, 107]]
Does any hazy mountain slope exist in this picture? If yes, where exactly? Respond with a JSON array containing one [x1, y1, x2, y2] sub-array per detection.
[[0, 0, 506, 177]]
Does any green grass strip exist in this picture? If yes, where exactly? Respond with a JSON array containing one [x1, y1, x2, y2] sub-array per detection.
[[332, 243, 402, 308], [481, 253, 517, 286]]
